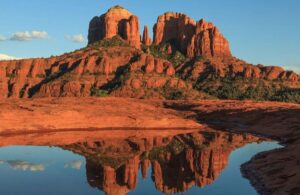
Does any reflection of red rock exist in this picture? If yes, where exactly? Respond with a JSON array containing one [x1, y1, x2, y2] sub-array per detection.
[[141, 159, 151, 179], [151, 147, 230, 193], [62, 130, 262, 194]]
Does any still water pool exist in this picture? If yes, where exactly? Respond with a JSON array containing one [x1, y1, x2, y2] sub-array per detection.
[[0, 130, 281, 195]]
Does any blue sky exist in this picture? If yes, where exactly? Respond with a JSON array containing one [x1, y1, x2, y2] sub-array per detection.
[[0, 0, 299, 72]]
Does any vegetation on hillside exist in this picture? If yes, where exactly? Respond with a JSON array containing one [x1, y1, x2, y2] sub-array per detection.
[[195, 76, 300, 104], [89, 35, 130, 49], [142, 43, 186, 68], [35, 35, 299, 103]]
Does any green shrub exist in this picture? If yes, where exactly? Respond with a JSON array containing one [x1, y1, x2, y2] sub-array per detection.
[[162, 87, 185, 100], [89, 35, 130, 48], [145, 44, 186, 68], [7, 73, 16, 78], [90, 87, 109, 97], [36, 73, 46, 78]]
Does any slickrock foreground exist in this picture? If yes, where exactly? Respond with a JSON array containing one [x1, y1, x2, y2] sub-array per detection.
[[0, 97, 201, 133]]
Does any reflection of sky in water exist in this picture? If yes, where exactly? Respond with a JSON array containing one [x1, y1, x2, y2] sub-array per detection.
[[0, 142, 281, 195], [0, 146, 100, 195]]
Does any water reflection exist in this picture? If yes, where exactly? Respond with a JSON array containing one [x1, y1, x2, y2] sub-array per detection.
[[59, 130, 263, 194], [64, 160, 83, 170], [0, 160, 46, 171], [0, 129, 272, 195]]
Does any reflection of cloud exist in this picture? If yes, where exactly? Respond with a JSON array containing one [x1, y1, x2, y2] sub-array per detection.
[[64, 160, 82, 170], [65, 34, 85, 43], [0, 160, 45, 171], [10, 31, 48, 41], [0, 35, 6, 42]]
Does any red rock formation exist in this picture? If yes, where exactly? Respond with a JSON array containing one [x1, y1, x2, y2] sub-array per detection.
[[153, 12, 196, 54], [153, 13, 231, 58], [142, 25, 152, 46], [88, 6, 141, 48], [0, 6, 298, 100], [187, 19, 231, 58]]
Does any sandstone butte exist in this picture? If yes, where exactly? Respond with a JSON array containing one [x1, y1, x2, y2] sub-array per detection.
[[88, 5, 141, 48], [0, 5, 300, 195]]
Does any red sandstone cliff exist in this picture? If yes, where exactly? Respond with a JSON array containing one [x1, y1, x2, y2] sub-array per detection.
[[153, 12, 196, 55], [153, 12, 231, 58], [88, 6, 141, 48]]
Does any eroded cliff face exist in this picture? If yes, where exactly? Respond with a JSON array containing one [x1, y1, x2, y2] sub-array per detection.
[[61, 130, 262, 194], [0, 40, 206, 99], [1, 45, 297, 99], [153, 12, 196, 54], [178, 57, 299, 82], [0, 45, 140, 98], [88, 6, 141, 48], [187, 19, 231, 58], [153, 12, 231, 58]]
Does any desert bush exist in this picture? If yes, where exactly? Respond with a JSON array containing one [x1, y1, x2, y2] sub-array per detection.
[[90, 87, 109, 97], [90, 35, 130, 48]]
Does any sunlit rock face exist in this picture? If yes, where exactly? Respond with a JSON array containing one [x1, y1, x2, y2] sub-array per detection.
[[88, 5, 141, 49], [142, 25, 152, 46], [61, 130, 262, 194], [153, 12, 231, 58]]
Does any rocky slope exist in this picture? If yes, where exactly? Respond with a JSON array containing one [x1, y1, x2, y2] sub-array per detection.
[[0, 97, 201, 133], [0, 5, 299, 101]]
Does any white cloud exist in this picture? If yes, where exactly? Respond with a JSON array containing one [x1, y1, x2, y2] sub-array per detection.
[[10, 31, 48, 41], [64, 160, 82, 170], [283, 65, 300, 74], [65, 34, 85, 43], [1, 160, 46, 171], [0, 35, 6, 42], [0, 54, 19, 60]]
